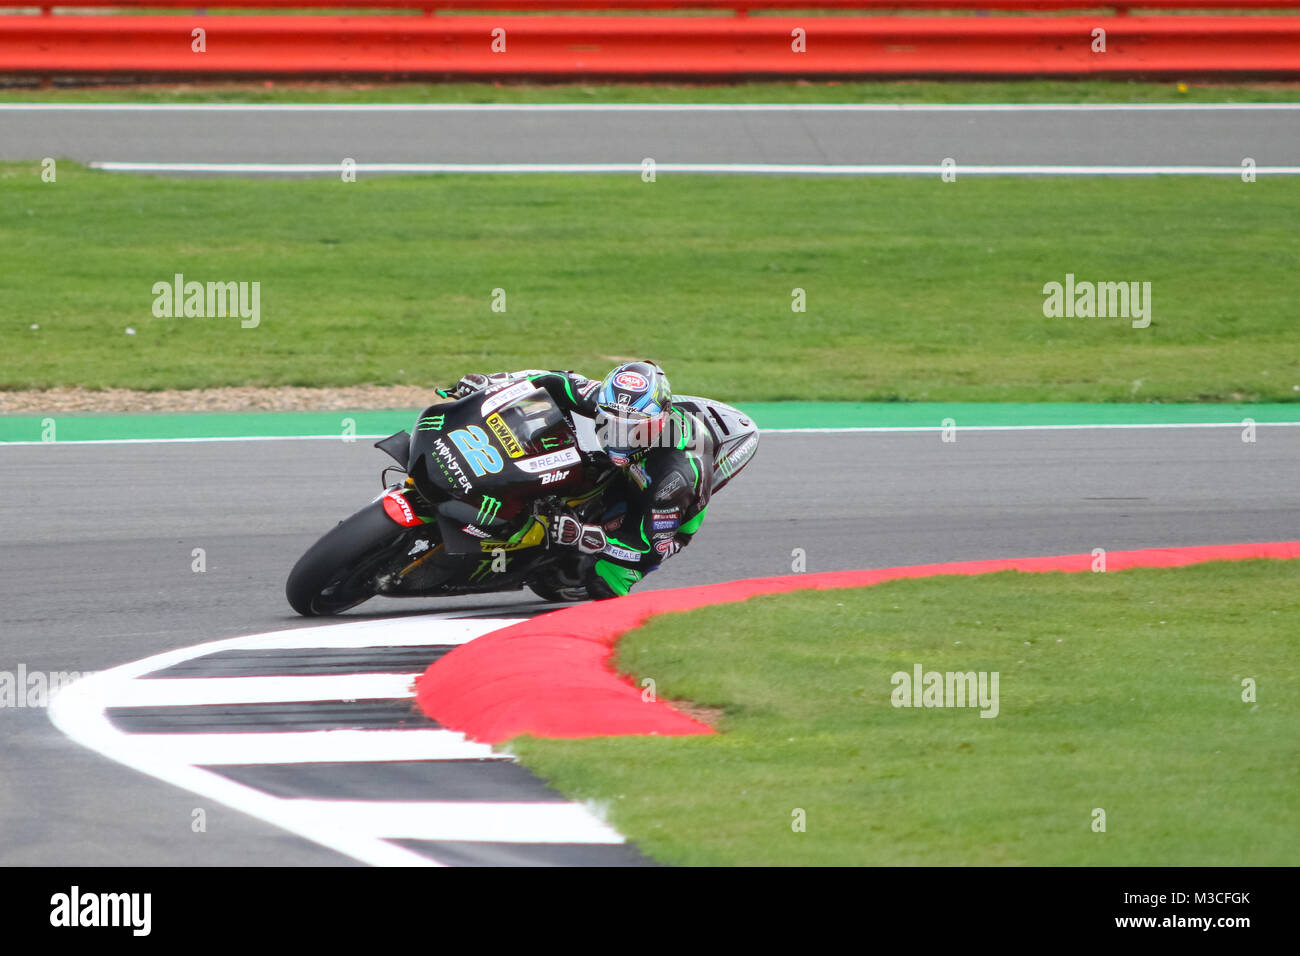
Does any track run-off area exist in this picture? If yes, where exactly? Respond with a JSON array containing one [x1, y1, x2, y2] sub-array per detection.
[[2, 102, 1300, 175], [2, 403, 1298, 864]]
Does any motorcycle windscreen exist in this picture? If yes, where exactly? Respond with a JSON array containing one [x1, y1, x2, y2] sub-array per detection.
[[476, 388, 585, 481]]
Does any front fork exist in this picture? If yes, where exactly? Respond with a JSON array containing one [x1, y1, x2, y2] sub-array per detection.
[[374, 478, 431, 528], [370, 481, 444, 587]]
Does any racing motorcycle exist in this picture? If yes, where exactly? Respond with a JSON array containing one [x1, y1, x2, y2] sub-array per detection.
[[285, 381, 760, 616]]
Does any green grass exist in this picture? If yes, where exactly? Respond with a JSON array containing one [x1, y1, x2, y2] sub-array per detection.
[[4, 78, 1300, 104], [3, 162, 1298, 401], [510, 559, 1300, 865]]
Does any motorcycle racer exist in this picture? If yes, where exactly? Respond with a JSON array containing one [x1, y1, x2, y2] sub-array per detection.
[[443, 362, 715, 599]]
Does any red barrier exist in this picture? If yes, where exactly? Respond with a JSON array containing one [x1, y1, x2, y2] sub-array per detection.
[[414, 541, 1300, 743], [7, 0, 1300, 8], [3, 14, 1300, 76]]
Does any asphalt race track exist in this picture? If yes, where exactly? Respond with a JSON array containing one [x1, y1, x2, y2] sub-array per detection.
[[3, 98, 1298, 865], [2, 426, 1298, 864], [1, 104, 1298, 169]]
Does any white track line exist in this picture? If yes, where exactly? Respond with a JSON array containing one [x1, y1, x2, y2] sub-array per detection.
[[89, 161, 1300, 176], [0, 435, 377, 447], [50, 690, 446, 866], [291, 800, 624, 844], [49, 613, 625, 866], [85, 617, 522, 674], [136, 729, 509, 765], [5, 103, 1300, 112], [232, 616, 523, 649], [762, 421, 1300, 434], [103, 673, 419, 707]]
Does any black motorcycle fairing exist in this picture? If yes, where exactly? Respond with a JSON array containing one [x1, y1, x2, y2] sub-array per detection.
[[406, 387, 599, 527], [290, 383, 692, 616]]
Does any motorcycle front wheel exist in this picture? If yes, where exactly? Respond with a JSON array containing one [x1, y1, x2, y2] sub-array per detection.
[[285, 501, 421, 616]]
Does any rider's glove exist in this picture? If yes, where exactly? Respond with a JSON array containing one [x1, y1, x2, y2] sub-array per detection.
[[550, 514, 607, 555], [656, 537, 684, 560], [450, 373, 491, 398]]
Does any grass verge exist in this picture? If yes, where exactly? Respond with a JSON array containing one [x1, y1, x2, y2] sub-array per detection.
[[3, 163, 1298, 401], [510, 559, 1300, 865]]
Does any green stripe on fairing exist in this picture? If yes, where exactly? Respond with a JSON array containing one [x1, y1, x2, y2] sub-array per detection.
[[1, 402, 1297, 444]]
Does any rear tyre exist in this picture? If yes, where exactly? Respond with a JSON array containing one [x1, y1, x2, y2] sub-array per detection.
[[286, 501, 415, 616], [526, 558, 590, 603]]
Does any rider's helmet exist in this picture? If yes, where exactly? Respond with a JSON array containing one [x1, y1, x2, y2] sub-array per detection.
[[593, 361, 673, 466]]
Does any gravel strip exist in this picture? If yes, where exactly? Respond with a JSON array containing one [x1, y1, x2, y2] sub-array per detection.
[[0, 386, 442, 415]]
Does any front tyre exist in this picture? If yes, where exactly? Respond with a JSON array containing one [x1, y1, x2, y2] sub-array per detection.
[[286, 501, 414, 616]]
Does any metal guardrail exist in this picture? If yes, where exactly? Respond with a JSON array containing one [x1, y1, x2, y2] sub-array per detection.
[[2, 2, 1298, 78]]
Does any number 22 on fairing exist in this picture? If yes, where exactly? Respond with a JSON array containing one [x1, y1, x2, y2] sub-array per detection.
[[449, 426, 503, 477]]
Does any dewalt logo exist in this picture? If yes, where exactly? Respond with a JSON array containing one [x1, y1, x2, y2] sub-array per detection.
[[485, 413, 525, 458]]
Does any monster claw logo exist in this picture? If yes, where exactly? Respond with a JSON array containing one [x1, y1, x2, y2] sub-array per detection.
[[469, 553, 510, 582], [476, 495, 503, 524], [417, 414, 445, 432]]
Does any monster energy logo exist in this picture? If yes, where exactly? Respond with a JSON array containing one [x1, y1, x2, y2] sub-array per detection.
[[417, 414, 445, 432], [469, 549, 509, 582], [476, 495, 503, 524], [719, 434, 757, 478]]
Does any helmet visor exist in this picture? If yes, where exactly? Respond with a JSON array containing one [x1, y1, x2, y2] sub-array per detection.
[[594, 408, 668, 464]]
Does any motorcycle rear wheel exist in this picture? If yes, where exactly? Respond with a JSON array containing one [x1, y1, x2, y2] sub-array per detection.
[[526, 557, 590, 603]]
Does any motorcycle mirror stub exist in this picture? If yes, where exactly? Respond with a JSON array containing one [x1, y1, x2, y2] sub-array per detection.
[[374, 430, 411, 467]]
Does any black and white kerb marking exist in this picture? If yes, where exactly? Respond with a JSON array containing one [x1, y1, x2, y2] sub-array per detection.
[[50, 615, 651, 867]]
